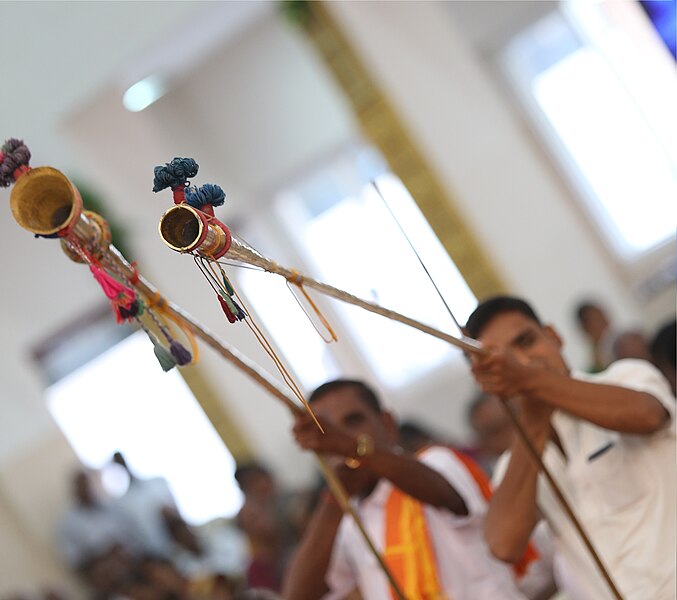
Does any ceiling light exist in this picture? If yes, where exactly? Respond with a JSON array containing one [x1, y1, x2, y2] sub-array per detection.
[[122, 75, 166, 112]]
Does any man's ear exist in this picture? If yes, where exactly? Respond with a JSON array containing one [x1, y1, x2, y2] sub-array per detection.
[[544, 324, 564, 349]]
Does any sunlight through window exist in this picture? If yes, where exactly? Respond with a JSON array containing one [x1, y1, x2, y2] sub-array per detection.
[[502, 1, 677, 260], [47, 331, 243, 525]]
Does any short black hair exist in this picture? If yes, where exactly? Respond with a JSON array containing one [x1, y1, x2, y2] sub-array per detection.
[[309, 379, 382, 414], [651, 319, 676, 366], [465, 296, 542, 339]]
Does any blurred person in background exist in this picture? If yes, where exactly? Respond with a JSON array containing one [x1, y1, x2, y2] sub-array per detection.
[[163, 507, 248, 585], [234, 464, 295, 592], [57, 469, 137, 571], [111, 452, 178, 558], [650, 318, 676, 396], [574, 300, 613, 373]]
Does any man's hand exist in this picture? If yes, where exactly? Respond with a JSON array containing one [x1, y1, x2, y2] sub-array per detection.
[[471, 348, 540, 399], [293, 413, 358, 458]]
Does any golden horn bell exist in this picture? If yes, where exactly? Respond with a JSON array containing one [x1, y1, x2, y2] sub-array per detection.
[[9, 166, 82, 236]]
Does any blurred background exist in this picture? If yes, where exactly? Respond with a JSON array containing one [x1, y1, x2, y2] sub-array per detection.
[[0, 1, 674, 598]]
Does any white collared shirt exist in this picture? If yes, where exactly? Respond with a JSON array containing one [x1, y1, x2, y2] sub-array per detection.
[[324, 446, 526, 600], [497, 359, 676, 600]]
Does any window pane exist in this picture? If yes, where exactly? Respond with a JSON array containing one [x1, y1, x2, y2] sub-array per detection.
[[236, 268, 341, 391], [301, 174, 476, 387], [47, 331, 243, 524], [502, 4, 677, 260]]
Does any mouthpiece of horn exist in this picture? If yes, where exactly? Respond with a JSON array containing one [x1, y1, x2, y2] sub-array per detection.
[[158, 204, 228, 258], [9, 167, 82, 236]]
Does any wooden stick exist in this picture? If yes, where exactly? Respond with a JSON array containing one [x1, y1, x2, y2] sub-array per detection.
[[101, 246, 409, 600], [224, 236, 484, 355]]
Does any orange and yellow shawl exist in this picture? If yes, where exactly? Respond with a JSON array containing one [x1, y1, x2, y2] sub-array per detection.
[[382, 447, 538, 600]]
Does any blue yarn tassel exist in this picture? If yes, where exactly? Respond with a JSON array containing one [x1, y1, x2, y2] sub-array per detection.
[[185, 183, 226, 209], [152, 157, 199, 192]]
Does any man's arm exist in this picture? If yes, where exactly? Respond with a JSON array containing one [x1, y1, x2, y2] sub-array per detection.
[[485, 399, 550, 563], [281, 491, 344, 600], [294, 415, 468, 515], [474, 353, 669, 434]]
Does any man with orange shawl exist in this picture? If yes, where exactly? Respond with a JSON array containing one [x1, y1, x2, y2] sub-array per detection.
[[282, 379, 526, 600]]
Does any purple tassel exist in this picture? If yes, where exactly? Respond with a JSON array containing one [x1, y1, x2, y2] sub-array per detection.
[[170, 340, 192, 366]]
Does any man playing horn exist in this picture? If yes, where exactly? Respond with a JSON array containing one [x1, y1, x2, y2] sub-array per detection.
[[466, 296, 676, 600], [282, 379, 527, 600]]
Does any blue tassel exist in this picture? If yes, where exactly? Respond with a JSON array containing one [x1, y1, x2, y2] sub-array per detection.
[[152, 157, 199, 192], [185, 183, 226, 209]]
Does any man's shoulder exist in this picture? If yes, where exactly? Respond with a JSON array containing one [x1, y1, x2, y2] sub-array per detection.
[[575, 358, 675, 416], [574, 358, 665, 385]]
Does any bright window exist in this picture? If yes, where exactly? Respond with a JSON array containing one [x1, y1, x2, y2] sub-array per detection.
[[237, 267, 341, 391], [47, 331, 243, 524], [239, 147, 477, 389], [501, 0, 676, 260]]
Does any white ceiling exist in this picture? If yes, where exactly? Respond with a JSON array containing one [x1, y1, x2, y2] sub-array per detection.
[[0, 1, 273, 170]]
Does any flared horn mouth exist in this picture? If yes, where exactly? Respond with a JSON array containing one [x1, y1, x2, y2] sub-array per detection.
[[9, 167, 82, 236], [159, 204, 208, 253]]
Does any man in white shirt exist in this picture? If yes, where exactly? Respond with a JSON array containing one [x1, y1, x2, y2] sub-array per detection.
[[282, 379, 526, 600], [466, 296, 675, 600]]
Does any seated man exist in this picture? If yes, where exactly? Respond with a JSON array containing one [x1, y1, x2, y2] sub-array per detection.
[[466, 296, 675, 600], [282, 379, 526, 600]]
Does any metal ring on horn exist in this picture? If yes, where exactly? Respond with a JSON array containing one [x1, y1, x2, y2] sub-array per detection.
[[158, 204, 231, 259]]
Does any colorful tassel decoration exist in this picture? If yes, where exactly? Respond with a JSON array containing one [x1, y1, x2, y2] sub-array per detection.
[[169, 340, 192, 366], [218, 294, 237, 323], [152, 157, 199, 192], [89, 264, 137, 323], [118, 298, 144, 320], [0, 138, 31, 187], [185, 183, 226, 210], [145, 329, 177, 372]]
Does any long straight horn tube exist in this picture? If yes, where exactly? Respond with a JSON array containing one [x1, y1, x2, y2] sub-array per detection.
[[9, 174, 407, 600], [158, 203, 483, 355]]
